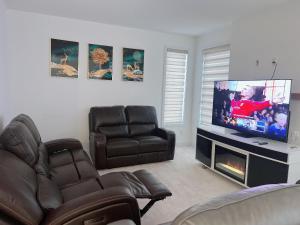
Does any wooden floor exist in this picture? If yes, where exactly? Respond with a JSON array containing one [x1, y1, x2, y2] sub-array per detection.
[[100, 146, 243, 225]]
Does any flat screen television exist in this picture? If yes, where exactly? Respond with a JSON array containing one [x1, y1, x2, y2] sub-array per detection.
[[212, 80, 292, 142]]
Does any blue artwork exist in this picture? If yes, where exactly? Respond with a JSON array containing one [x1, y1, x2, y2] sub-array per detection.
[[122, 48, 144, 81]]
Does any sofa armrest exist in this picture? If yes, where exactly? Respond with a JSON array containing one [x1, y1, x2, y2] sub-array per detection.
[[154, 128, 174, 140], [44, 138, 83, 154], [43, 187, 141, 225], [89, 132, 107, 169], [154, 128, 176, 160]]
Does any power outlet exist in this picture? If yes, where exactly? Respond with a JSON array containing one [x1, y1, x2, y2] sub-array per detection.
[[256, 59, 260, 67]]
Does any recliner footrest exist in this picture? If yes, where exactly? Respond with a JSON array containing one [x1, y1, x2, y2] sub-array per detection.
[[133, 169, 172, 200], [99, 169, 172, 217]]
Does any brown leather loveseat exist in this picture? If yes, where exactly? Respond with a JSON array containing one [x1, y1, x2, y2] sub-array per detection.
[[0, 114, 172, 225], [89, 106, 176, 169]]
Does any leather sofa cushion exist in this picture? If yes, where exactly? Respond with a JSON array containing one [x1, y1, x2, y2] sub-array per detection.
[[0, 150, 43, 225], [76, 160, 99, 180], [50, 148, 91, 167], [135, 136, 168, 153], [49, 149, 99, 188], [129, 124, 156, 136], [99, 172, 151, 198], [61, 178, 102, 202], [35, 144, 50, 177], [0, 121, 39, 167], [49, 149, 74, 168], [49, 150, 80, 187], [133, 170, 172, 199], [12, 114, 42, 145], [106, 155, 139, 168], [106, 138, 139, 157], [50, 162, 80, 188], [125, 106, 158, 125], [72, 148, 91, 161], [90, 106, 129, 137], [37, 175, 63, 211], [126, 106, 158, 136], [73, 149, 99, 180], [89, 106, 127, 130], [69, 149, 99, 179], [98, 125, 129, 138], [0, 149, 37, 193]]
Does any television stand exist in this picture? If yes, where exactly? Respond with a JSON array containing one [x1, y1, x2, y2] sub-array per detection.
[[231, 132, 258, 138], [196, 126, 300, 187]]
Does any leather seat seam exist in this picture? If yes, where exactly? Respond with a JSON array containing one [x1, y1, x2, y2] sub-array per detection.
[[0, 201, 34, 225]]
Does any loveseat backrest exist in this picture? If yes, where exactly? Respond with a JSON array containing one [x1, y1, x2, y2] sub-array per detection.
[[0, 148, 44, 225], [125, 106, 158, 136], [89, 106, 129, 138]]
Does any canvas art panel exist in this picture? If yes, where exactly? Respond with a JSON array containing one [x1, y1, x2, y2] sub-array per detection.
[[50, 38, 79, 78], [122, 48, 144, 81], [88, 44, 113, 80]]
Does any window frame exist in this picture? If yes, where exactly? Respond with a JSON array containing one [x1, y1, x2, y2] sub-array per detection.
[[162, 47, 189, 127], [199, 44, 231, 126]]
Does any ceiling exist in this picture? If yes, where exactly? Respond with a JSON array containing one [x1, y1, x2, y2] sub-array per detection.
[[4, 0, 291, 36]]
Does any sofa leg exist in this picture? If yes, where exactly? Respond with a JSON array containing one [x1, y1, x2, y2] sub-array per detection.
[[140, 198, 165, 217]]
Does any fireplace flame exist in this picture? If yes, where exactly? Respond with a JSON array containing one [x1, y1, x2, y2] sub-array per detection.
[[220, 163, 245, 176], [216, 156, 246, 181]]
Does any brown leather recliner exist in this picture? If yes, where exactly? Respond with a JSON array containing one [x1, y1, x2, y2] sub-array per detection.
[[0, 114, 172, 225], [89, 106, 176, 169]]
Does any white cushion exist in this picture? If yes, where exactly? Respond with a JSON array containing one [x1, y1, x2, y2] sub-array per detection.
[[107, 219, 136, 225], [172, 184, 300, 225]]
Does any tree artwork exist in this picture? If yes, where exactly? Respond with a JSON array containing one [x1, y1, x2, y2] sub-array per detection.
[[88, 44, 113, 80], [91, 48, 109, 70]]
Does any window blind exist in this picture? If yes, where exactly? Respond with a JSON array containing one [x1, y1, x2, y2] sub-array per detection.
[[199, 45, 230, 125], [163, 49, 188, 125]]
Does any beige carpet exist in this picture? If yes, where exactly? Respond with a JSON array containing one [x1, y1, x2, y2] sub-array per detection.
[[100, 146, 243, 225]]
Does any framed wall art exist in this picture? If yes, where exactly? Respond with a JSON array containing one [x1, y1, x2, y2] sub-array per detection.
[[88, 44, 113, 80], [50, 38, 79, 78], [122, 48, 144, 81]]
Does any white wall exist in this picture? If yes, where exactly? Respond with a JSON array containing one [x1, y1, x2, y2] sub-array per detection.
[[230, 1, 300, 89], [5, 10, 195, 148], [0, 0, 6, 131], [194, 0, 300, 145]]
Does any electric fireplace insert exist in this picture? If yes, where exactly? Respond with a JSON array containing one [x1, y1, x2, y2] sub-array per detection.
[[214, 145, 247, 183]]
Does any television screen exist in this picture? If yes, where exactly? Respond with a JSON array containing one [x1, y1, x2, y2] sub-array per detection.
[[212, 80, 292, 142]]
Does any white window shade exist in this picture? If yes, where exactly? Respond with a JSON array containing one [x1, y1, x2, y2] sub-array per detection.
[[199, 45, 230, 125], [163, 49, 188, 125]]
